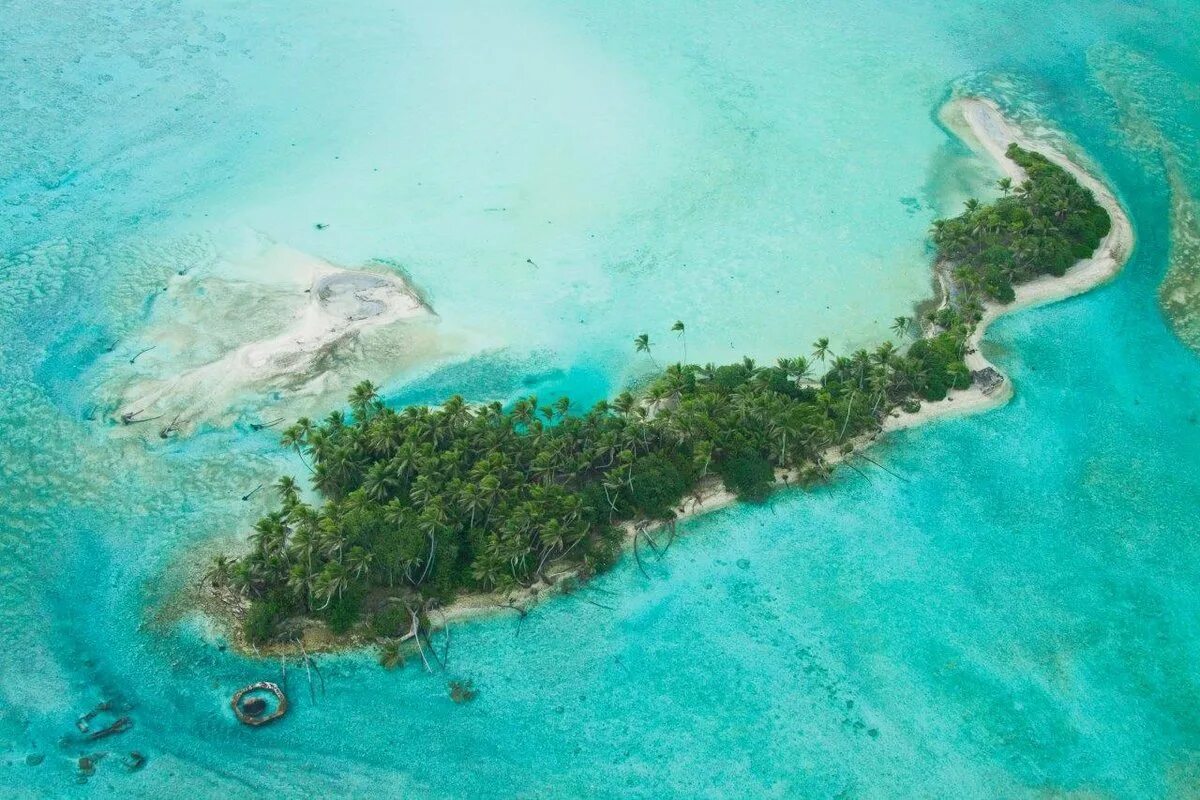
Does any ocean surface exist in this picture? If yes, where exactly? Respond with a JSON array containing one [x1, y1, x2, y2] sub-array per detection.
[[2, 1, 1199, 797]]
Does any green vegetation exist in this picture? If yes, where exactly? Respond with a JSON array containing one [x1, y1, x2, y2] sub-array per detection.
[[933, 144, 1110, 303], [219, 328, 969, 640], [214, 143, 1108, 645]]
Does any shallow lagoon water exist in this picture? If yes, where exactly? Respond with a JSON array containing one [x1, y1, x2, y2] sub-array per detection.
[[3, 2, 1200, 797]]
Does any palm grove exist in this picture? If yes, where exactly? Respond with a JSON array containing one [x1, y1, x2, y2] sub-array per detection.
[[213, 144, 1109, 644]]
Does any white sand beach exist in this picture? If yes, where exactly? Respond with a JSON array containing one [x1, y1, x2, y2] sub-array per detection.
[[884, 97, 1134, 432]]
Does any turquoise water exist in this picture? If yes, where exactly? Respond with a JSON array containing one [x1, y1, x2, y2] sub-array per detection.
[[3, 1, 1200, 797]]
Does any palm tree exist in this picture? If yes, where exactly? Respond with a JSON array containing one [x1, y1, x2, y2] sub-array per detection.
[[812, 337, 831, 363], [891, 316, 911, 338], [612, 392, 637, 418], [350, 380, 381, 422], [459, 482, 487, 527], [276, 475, 301, 506], [511, 397, 536, 428], [998, 177, 1012, 196], [286, 562, 313, 610], [204, 555, 233, 587], [362, 462, 399, 502], [281, 418, 314, 471], [634, 333, 659, 368], [315, 561, 350, 608], [346, 546, 373, 581], [671, 320, 687, 363], [778, 356, 812, 386]]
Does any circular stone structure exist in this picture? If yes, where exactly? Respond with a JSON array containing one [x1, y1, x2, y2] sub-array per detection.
[[230, 681, 288, 727]]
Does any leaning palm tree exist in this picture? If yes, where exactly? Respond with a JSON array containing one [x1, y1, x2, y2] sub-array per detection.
[[891, 316, 911, 338], [315, 561, 351, 609], [671, 320, 687, 363], [634, 333, 659, 369], [280, 418, 314, 471]]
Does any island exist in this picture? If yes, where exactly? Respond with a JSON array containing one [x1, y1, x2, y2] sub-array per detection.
[[203, 98, 1129, 659]]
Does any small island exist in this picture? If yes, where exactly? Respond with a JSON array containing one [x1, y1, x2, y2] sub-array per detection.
[[205, 114, 1115, 655]]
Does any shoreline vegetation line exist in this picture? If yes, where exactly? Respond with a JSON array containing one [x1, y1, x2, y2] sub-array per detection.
[[199, 96, 1133, 661]]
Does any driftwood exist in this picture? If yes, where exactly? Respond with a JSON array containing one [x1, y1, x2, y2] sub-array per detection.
[[230, 682, 288, 726], [159, 414, 181, 439], [495, 601, 528, 619], [661, 519, 678, 556], [843, 460, 873, 482], [298, 642, 316, 705], [971, 366, 1005, 396], [641, 526, 662, 557], [298, 643, 320, 704], [120, 409, 163, 425], [129, 345, 156, 364], [632, 530, 651, 579], [86, 716, 133, 741], [311, 655, 326, 697], [397, 605, 434, 673], [433, 606, 452, 669], [76, 701, 111, 733], [855, 452, 910, 483]]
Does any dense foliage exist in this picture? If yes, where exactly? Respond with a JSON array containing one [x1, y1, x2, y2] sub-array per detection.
[[213, 141, 1106, 644], [216, 325, 971, 642], [932, 144, 1110, 303]]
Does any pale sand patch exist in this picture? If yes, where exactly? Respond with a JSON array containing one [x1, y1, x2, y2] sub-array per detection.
[[114, 244, 438, 434]]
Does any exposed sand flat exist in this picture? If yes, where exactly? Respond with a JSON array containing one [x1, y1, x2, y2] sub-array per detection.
[[115, 245, 435, 434]]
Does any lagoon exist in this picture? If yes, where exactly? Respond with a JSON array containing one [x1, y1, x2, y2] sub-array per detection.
[[2, 1, 1200, 797]]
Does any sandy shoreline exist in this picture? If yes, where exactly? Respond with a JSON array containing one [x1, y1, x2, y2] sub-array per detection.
[[437, 97, 1136, 628], [882, 97, 1134, 432], [201, 96, 1136, 649]]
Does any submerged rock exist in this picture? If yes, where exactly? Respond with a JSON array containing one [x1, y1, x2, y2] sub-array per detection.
[[25, 754, 43, 767], [970, 366, 1005, 395], [240, 697, 268, 717]]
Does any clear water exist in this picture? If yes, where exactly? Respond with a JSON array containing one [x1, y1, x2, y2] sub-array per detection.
[[2, 1, 1199, 797]]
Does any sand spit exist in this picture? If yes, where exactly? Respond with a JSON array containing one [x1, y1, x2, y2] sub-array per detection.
[[884, 97, 1134, 432], [114, 245, 436, 435]]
